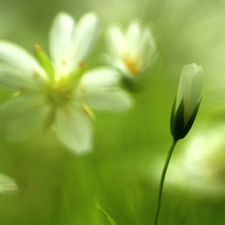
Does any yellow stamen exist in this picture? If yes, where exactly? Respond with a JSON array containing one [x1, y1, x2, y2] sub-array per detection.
[[122, 55, 140, 76], [82, 106, 89, 115], [79, 61, 86, 70], [34, 45, 42, 52], [82, 105, 95, 119], [61, 59, 67, 66], [32, 71, 40, 79]]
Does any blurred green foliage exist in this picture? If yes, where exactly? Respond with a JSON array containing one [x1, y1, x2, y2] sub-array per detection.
[[1, 0, 225, 224]]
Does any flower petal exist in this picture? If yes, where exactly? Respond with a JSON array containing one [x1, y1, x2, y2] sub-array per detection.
[[176, 64, 192, 109], [55, 105, 92, 154], [0, 95, 50, 141], [107, 25, 126, 57], [79, 67, 121, 86], [83, 89, 132, 112], [0, 41, 46, 79], [0, 64, 44, 91], [77, 67, 133, 111], [176, 63, 204, 127], [126, 20, 142, 55], [189, 64, 204, 111], [70, 12, 99, 66], [49, 12, 75, 69]]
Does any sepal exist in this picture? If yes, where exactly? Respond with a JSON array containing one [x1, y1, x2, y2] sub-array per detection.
[[170, 98, 201, 141], [34, 45, 55, 79], [170, 98, 184, 140], [180, 99, 201, 139]]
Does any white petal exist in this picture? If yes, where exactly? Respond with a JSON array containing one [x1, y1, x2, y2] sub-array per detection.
[[189, 64, 204, 111], [77, 67, 133, 111], [176, 64, 192, 109], [0, 41, 46, 79], [55, 105, 92, 154], [0, 65, 44, 91], [102, 54, 131, 77], [113, 59, 134, 77], [0, 173, 18, 194], [176, 63, 204, 124], [78, 67, 121, 86], [70, 12, 99, 67], [126, 20, 142, 55], [82, 89, 132, 112], [140, 27, 157, 66], [107, 25, 126, 57], [49, 12, 75, 69], [0, 95, 50, 141]]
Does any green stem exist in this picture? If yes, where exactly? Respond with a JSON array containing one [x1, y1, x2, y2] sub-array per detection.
[[153, 139, 178, 225]]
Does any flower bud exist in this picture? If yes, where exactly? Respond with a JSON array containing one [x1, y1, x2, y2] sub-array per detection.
[[170, 63, 204, 140]]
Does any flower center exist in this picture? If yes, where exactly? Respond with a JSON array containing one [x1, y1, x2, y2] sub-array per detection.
[[34, 45, 85, 107], [122, 55, 140, 76], [46, 79, 75, 106]]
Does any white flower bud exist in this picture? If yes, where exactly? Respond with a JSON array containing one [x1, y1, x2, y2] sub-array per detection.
[[170, 63, 204, 140]]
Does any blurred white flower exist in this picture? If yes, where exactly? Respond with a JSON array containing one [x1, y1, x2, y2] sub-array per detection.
[[170, 63, 204, 140], [0, 173, 17, 194], [105, 19, 157, 78], [154, 123, 225, 197], [0, 12, 132, 154]]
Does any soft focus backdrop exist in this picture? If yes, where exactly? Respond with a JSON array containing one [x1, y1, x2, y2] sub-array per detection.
[[1, 0, 225, 224]]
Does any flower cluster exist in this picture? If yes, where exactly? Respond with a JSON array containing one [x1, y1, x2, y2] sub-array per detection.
[[0, 11, 204, 157]]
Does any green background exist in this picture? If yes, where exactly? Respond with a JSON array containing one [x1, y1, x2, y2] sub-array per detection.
[[1, 0, 225, 224]]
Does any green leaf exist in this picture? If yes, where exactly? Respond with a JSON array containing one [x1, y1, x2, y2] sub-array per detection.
[[97, 204, 118, 225]]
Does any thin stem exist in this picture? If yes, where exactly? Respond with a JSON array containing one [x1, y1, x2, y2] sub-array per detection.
[[153, 139, 178, 225]]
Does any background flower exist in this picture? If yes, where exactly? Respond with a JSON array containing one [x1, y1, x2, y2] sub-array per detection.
[[105, 19, 157, 78], [151, 122, 225, 197]]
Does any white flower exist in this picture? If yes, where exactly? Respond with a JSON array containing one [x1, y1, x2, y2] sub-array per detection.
[[105, 19, 157, 78], [0, 12, 132, 154], [182, 124, 225, 196], [154, 124, 225, 197], [170, 63, 204, 140], [0, 173, 18, 194]]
